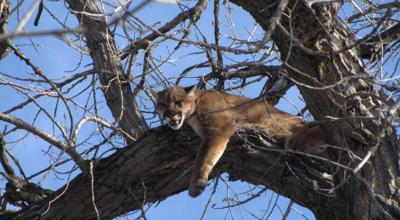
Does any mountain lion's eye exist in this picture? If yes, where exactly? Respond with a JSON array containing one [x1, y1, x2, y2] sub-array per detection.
[[175, 101, 182, 107]]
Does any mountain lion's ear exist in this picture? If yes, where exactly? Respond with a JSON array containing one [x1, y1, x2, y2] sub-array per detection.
[[185, 85, 197, 97], [149, 89, 158, 101]]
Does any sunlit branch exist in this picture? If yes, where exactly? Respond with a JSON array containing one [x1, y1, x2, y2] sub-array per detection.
[[0, 113, 86, 172], [71, 115, 134, 147]]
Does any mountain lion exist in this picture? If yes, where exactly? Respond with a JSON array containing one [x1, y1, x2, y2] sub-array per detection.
[[152, 85, 326, 197]]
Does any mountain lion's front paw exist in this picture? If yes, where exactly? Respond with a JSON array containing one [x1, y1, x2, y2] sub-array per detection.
[[188, 178, 207, 197]]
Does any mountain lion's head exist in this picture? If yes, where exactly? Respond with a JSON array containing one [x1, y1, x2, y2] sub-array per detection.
[[151, 86, 197, 130]]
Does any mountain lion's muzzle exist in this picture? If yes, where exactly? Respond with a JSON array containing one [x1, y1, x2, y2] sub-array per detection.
[[164, 112, 185, 130]]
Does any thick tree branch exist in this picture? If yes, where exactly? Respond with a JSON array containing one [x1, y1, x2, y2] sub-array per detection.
[[359, 22, 400, 60], [0, 0, 9, 59], [0, 135, 53, 209], [230, 0, 399, 219], [12, 126, 335, 219], [6, 1, 399, 220], [66, 0, 148, 142]]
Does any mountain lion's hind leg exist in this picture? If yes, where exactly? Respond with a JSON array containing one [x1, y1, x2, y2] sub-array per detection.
[[189, 130, 233, 197], [285, 125, 327, 155]]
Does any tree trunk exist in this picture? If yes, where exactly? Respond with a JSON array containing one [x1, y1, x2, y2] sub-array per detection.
[[11, 126, 336, 220], [9, 0, 400, 219], [66, 0, 148, 142], [0, 0, 10, 59], [231, 0, 400, 219]]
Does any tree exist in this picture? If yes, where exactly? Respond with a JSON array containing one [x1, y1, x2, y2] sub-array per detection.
[[0, 0, 399, 219]]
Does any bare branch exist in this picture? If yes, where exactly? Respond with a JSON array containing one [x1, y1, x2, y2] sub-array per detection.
[[66, 0, 148, 142], [0, 113, 86, 171]]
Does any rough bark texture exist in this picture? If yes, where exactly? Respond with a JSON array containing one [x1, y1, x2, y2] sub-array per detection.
[[0, 0, 10, 59], [9, 0, 400, 219], [66, 0, 148, 141], [12, 126, 335, 219], [231, 1, 400, 219]]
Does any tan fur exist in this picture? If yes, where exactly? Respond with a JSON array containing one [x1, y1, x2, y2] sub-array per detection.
[[153, 86, 326, 197], [285, 125, 327, 155]]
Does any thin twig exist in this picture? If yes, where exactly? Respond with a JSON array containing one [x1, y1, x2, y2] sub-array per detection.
[[90, 161, 101, 220]]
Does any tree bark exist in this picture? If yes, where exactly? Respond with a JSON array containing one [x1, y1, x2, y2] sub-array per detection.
[[0, 0, 10, 59], [12, 126, 336, 220], [231, 0, 400, 219], [9, 0, 400, 219], [66, 0, 148, 142]]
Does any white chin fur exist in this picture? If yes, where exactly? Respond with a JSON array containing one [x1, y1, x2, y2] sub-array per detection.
[[167, 114, 185, 130]]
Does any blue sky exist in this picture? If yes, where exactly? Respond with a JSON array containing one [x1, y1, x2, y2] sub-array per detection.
[[4, 0, 395, 219]]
